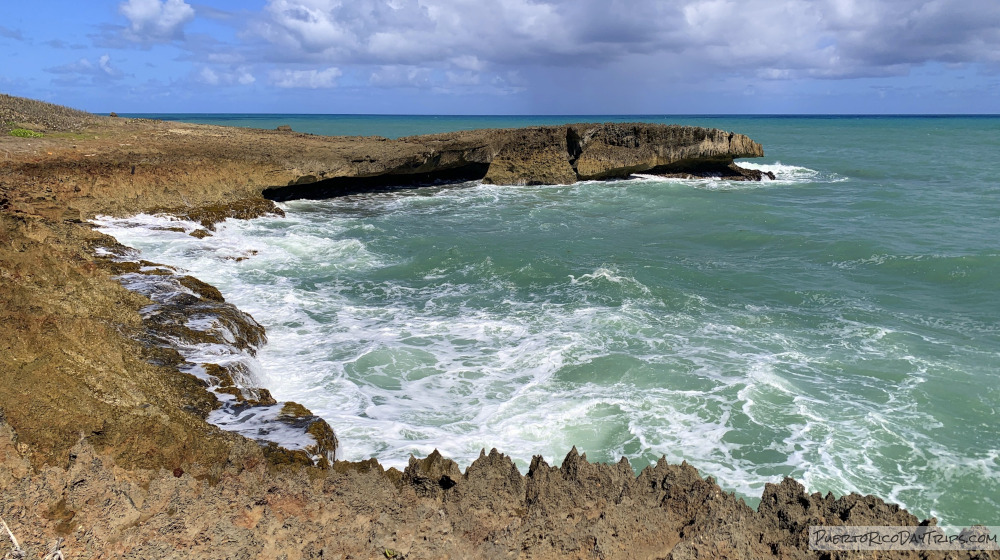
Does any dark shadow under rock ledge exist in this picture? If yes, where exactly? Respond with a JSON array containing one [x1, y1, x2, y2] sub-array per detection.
[[2, 93, 994, 560]]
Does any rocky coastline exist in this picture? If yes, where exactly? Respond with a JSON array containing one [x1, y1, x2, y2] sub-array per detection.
[[1, 94, 995, 559]]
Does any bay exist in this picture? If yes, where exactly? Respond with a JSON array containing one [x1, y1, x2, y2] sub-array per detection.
[[98, 114, 1000, 526]]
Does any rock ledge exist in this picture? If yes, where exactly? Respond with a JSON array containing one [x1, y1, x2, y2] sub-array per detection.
[[2, 94, 988, 559], [262, 123, 767, 201]]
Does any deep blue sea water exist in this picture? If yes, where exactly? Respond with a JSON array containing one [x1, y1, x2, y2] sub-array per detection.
[[99, 114, 1000, 526]]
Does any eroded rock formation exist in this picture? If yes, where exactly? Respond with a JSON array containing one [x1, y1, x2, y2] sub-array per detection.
[[2, 94, 988, 559], [2, 423, 988, 559], [261, 123, 767, 201]]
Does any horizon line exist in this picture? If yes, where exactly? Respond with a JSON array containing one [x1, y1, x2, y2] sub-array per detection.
[[111, 112, 1000, 118]]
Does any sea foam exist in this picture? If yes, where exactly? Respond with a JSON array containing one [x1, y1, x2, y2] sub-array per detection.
[[94, 169, 999, 525]]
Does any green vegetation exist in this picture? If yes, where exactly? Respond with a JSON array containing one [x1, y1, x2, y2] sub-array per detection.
[[9, 127, 43, 138], [47, 131, 92, 140]]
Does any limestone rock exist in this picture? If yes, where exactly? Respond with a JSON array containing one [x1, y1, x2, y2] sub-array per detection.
[[481, 126, 578, 185], [571, 123, 764, 180], [260, 123, 766, 200], [8, 94, 975, 559]]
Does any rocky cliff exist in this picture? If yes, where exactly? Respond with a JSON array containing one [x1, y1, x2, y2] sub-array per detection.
[[1, 94, 993, 559], [3, 423, 966, 560], [259, 123, 767, 201]]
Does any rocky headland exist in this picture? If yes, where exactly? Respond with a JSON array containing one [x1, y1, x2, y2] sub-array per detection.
[[0, 94, 994, 559]]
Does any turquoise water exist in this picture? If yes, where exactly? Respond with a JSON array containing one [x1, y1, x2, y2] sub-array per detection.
[[123, 113, 753, 138], [98, 115, 1000, 526]]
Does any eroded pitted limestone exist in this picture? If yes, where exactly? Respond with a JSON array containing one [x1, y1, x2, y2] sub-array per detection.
[[92, 245, 337, 468], [1, 93, 986, 559], [259, 122, 768, 200]]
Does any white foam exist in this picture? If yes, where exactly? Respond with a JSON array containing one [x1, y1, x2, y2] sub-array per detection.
[[92, 215, 336, 457], [630, 161, 834, 189], [738, 161, 824, 182], [208, 403, 318, 452], [91, 185, 991, 526], [569, 266, 652, 295]]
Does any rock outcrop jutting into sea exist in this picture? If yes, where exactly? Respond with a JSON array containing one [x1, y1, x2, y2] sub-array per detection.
[[3, 94, 992, 559], [261, 123, 770, 201]]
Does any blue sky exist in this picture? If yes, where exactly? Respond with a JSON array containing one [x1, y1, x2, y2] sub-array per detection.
[[2, 0, 999, 114]]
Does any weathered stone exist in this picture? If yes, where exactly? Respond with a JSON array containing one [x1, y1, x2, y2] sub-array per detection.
[[3, 93, 974, 560], [481, 127, 577, 185], [572, 123, 764, 180], [260, 122, 766, 200], [402, 449, 464, 498], [178, 274, 224, 302]]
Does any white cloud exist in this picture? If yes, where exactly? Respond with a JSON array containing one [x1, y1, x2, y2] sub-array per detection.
[[445, 70, 480, 86], [270, 67, 342, 88], [450, 55, 485, 72], [120, 0, 196, 42], [238, 71, 257, 85], [200, 67, 221, 85], [46, 54, 124, 84], [98, 55, 116, 76], [199, 66, 256, 86], [93, 0, 999, 107], [369, 65, 432, 88], [253, 0, 584, 65], [671, 0, 1000, 78], [244, 0, 1000, 83]]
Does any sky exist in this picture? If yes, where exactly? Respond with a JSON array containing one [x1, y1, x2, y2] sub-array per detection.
[[2, 0, 999, 114]]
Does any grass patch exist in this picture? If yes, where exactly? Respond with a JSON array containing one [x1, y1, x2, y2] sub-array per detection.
[[9, 128, 44, 138], [46, 131, 91, 140]]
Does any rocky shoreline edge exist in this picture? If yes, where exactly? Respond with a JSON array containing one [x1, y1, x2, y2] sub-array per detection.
[[1, 94, 995, 559]]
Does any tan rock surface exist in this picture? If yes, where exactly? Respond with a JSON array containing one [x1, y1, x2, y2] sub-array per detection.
[[2, 94, 993, 559], [570, 123, 765, 180]]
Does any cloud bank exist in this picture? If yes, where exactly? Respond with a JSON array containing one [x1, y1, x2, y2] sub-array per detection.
[[13, 0, 1000, 112], [244, 0, 1000, 80]]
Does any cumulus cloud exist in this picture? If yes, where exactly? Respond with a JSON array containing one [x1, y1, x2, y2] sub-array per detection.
[[254, 0, 571, 64], [255, 0, 438, 62], [251, 0, 670, 65], [245, 0, 1000, 82], [270, 66, 342, 88], [665, 0, 1000, 78], [62, 0, 1000, 110], [120, 0, 196, 42]]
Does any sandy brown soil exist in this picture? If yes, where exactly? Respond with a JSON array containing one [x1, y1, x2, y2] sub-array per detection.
[[1, 94, 996, 559]]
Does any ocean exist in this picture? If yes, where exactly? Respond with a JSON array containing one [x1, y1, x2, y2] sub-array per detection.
[[97, 114, 1000, 526]]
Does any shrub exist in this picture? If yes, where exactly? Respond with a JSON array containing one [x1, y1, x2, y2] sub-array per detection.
[[9, 128, 43, 138]]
